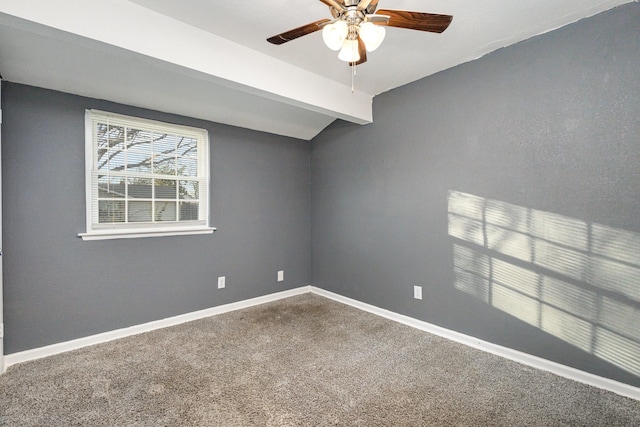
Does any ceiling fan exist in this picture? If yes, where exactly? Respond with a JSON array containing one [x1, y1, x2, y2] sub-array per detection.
[[267, 0, 453, 66]]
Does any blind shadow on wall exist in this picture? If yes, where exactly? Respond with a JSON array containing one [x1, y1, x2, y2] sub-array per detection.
[[448, 190, 640, 377]]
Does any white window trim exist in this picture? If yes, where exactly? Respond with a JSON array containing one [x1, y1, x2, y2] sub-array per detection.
[[79, 110, 215, 241]]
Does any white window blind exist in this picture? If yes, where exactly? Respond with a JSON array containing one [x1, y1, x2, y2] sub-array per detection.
[[80, 110, 214, 240]]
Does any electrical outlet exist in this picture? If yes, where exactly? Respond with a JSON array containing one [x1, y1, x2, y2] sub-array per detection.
[[217, 276, 226, 289], [414, 285, 422, 300], [277, 270, 284, 282]]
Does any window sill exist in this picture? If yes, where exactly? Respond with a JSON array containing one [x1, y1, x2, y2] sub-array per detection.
[[79, 226, 216, 241]]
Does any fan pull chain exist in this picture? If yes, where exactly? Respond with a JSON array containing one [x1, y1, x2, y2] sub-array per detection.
[[351, 63, 355, 93]]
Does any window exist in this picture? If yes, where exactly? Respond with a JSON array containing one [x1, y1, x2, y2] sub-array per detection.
[[80, 110, 214, 240]]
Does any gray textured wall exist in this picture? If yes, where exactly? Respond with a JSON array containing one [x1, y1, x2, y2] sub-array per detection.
[[2, 82, 311, 353], [311, 4, 640, 387]]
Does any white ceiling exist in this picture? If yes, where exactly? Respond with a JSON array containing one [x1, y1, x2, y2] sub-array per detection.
[[0, 0, 633, 140]]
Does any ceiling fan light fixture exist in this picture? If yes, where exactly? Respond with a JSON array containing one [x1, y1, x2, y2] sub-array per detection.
[[338, 37, 360, 62], [322, 20, 348, 51], [359, 22, 385, 52]]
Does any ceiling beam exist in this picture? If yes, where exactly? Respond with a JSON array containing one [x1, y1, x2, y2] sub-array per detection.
[[0, 0, 373, 126]]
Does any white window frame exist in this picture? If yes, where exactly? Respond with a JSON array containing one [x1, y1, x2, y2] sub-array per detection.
[[79, 110, 215, 240]]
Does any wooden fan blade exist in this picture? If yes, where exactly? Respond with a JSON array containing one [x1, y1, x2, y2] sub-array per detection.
[[375, 9, 453, 33], [349, 37, 367, 66], [319, 0, 345, 11], [365, 0, 380, 14], [357, 0, 374, 11], [267, 19, 331, 45]]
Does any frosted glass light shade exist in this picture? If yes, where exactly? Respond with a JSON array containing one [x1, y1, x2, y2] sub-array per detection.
[[322, 20, 348, 51], [359, 22, 385, 52], [338, 38, 360, 62]]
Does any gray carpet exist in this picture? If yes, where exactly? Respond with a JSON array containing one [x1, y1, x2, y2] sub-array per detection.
[[1, 293, 639, 426]]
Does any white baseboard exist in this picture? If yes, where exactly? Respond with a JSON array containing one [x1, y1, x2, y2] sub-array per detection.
[[4, 286, 311, 371], [4, 284, 640, 401], [310, 286, 640, 401]]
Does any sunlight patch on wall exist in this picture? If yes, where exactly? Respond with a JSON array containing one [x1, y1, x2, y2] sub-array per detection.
[[589, 257, 640, 303], [449, 190, 640, 377], [452, 245, 490, 303], [535, 239, 589, 282]]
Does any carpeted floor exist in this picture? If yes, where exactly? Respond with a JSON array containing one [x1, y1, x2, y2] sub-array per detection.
[[1, 293, 639, 426]]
